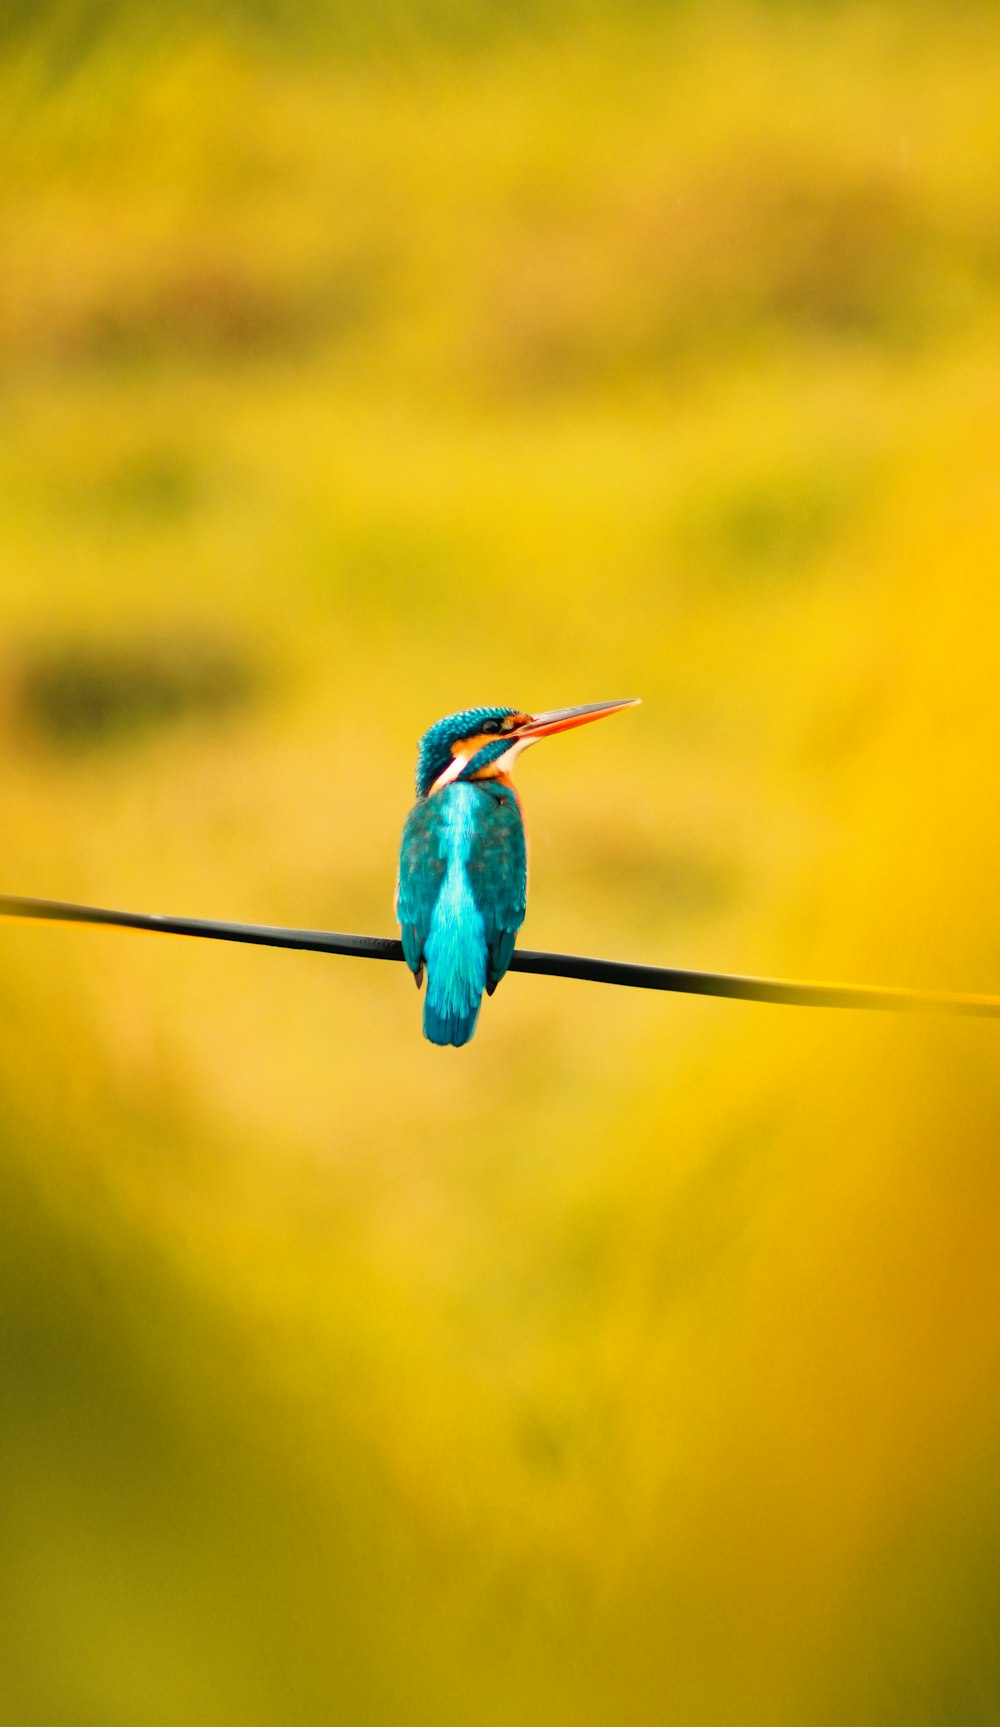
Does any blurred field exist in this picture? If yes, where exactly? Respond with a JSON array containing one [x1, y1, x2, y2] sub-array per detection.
[[3, 2, 1000, 1722]]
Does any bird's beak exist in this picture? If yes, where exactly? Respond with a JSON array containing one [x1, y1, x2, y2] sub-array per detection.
[[514, 698, 641, 740]]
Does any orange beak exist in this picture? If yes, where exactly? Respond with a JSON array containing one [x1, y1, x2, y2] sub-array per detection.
[[514, 697, 641, 740]]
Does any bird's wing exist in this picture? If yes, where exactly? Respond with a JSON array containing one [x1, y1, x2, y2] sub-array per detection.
[[396, 797, 448, 980], [467, 790, 527, 994]]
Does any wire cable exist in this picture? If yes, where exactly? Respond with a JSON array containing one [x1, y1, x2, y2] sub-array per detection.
[[2, 892, 999, 1019]]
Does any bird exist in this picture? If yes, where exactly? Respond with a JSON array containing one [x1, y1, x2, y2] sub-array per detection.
[[396, 700, 640, 1046]]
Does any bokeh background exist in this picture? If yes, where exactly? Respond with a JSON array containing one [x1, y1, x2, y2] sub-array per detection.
[[3, 2, 1000, 1721]]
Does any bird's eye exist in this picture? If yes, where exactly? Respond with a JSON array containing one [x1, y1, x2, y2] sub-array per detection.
[[479, 718, 501, 734]]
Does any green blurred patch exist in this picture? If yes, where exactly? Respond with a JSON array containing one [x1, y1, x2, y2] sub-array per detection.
[[82, 450, 203, 520], [10, 633, 262, 750], [675, 456, 873, 587]]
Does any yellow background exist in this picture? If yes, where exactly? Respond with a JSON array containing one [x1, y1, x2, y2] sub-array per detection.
[[3, 4, 1000, 1721]]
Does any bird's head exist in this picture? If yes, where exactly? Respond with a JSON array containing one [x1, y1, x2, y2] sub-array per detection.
[[415, 699, 640, 798]]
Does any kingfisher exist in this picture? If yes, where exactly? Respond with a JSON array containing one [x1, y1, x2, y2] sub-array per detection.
[[396, 700, 639, 1046]]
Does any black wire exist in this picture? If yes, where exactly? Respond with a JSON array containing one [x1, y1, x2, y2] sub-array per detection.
[[2, 893, 999, 1019], [0, 894, 402, 961]]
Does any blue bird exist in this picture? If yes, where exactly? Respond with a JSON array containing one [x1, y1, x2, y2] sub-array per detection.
[[396, 700, 639, 1046]]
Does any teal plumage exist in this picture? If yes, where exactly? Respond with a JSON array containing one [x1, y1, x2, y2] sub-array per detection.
[[398, 778, 526, 1045], [397, 699, 638, 1047]]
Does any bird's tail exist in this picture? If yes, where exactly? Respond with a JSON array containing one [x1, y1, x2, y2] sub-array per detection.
[[423, 992, 482, 1047], [420, 862, 488, 1047]]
